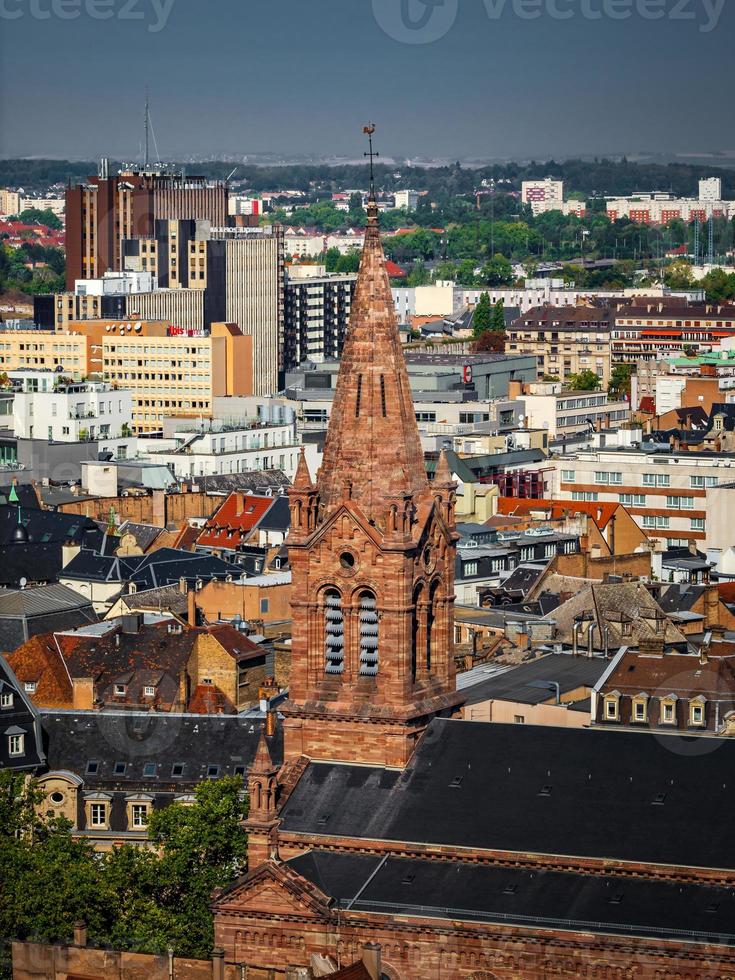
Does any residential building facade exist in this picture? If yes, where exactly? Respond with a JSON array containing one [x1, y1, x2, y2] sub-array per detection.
[[553, 446, 735, 545], [507, 305, 613, 386]]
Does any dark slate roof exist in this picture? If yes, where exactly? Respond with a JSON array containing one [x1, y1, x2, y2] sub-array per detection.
[[494, 563, 546, 598], [0, 655, 46, 772], [92, 520, 163, 552], [0, 584, 97, 654], [287, 850, 735, 945], [129, 548, 243, 591], [459, 654, 607, 707], [186, 472, 290, 494], [256, 495, 291, 532], [280, 719, 735, 871], [41, 710, 283, 786], [656, 584, 706, 614], [0, 506, 100, 548], [61, 550, 141, 585], [0, 506, 102, 588], [0, 484, 39, 509]]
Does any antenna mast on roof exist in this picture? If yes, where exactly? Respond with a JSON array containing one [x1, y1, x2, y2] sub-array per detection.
[[144, 87, 150, 170]]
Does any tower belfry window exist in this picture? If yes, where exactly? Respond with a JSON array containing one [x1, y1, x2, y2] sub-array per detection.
[[358, 591, 379, 677], [324, 590, 344, 675]]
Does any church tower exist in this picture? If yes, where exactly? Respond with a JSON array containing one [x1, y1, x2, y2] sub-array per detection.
[[283, 142, 463, 768]]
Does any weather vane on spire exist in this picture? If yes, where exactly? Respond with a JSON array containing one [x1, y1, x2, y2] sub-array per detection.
[[363, 123, 378, 198]]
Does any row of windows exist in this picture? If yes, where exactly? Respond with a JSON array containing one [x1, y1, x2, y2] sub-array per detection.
[[563, 471, 720, 490], [604, 693, 705, 727]]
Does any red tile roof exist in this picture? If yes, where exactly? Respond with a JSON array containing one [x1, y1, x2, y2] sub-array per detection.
[[385, 260, 407, 278], [494, 497, 622, 530], [197, 492, 275, 550]]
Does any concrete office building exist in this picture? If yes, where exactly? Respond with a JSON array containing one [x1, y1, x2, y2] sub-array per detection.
[[206, 228, 284, 395], [102, 322, 253, 433]]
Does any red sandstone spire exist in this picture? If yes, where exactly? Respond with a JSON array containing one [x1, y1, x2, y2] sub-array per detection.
[[292, 447, 313, 490], [251, 728, 276, 774], [317, 197, 427, 523]]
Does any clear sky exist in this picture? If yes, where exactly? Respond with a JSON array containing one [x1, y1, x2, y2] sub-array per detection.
[[0, 0, 733, 161]]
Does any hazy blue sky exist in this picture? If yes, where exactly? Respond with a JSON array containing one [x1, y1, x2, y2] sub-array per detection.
[[1, 0, 733, 161]]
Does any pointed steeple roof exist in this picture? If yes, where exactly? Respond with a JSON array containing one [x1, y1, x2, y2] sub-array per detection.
[[292, 448, 313, 490], [316, 197, 428, 524], [434, 448, 455, 488], [251, 728, 276, 775]]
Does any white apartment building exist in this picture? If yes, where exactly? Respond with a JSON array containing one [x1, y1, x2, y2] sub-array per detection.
[[553, 447, 735, 547], [393, 190, 421, 210], [519, 384, 630, 438], [19, 197, 65, 217], [10, 373, 133, 443], [74, 271, 158, 296], [137, 419, 318, 482], [654, 376, 687, 415], [607, 189, 734, 225], [521, 178, 578, 216], [700, 178, 723, 202], [390, 280, 691, 322]]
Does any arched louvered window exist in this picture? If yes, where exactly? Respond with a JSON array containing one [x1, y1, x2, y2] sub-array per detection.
[[427, 580, 441, 674], [358, 591, 379, 677], [324, 589, 344, 675], [411, 584, 423, 682]]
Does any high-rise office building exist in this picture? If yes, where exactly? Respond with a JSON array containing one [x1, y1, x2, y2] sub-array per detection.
[[64, 167, 227, 288]]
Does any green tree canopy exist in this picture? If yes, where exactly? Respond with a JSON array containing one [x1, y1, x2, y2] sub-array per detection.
[[567, 370, 602, 391], [0, 771, 248, 974], [472, 291, 492, 337], [17, 208, 62, 231]]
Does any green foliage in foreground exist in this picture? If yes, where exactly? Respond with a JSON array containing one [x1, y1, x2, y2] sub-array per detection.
[[0, 771, 247, 976]]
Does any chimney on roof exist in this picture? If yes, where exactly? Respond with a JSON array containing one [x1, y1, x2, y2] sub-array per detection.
[[265, 708, 276, 738], [638, 636, 665, 657], [704, 585, 720, 629], [361, 944, 382, 980], [179, 576, 187, 595], [73, 921, 87, 947], [187, 588, 197, 628]]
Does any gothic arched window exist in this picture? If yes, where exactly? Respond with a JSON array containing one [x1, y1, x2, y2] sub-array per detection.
[[358, 591, 379, 677], [324, 589, 344, 675]]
